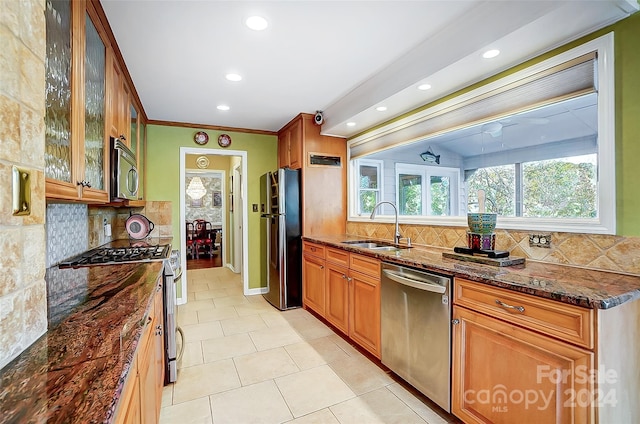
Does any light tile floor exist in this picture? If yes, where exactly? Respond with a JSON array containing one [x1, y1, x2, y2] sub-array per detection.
[[160, 267, 453, 424]]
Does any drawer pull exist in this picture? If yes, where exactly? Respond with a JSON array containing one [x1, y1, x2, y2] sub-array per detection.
[[495, 299, 525, 313]]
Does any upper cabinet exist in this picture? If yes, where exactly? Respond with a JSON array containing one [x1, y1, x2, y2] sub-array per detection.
[[278, 114, 347, 236], [107, 50, 131, 143], [277, 116, 302, 169], [45, 0, 144, 203]]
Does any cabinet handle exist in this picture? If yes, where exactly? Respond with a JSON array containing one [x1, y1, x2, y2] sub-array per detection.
[[495, 299, 525, 313], [320, 265, 324, 269], [342, 274, 347, 280], [120, 134, 127, 141], [76, 180, 91, 188], [452, 319, 460, 325]]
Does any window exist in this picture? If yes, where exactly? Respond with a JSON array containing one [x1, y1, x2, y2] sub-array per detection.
[[348, 34, 615, 234], [355, 159, 383, 215], [396, 164, 460, 216], [467, 154, 597, 219]]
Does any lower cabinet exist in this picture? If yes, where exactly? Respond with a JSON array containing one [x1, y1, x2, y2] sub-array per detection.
[[452, 277, 594, 424], [115, 278, 164, 424], [302, 241, 381, 358]]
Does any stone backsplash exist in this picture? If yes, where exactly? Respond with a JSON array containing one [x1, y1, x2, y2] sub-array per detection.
[[346, 221, 640, 275], [0, 0, 47, 370], [46, 201, 173, 268]]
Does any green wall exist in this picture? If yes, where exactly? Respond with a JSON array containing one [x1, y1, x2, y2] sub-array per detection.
[[145, 125, 277, 288], [354, 12, 640, 236]]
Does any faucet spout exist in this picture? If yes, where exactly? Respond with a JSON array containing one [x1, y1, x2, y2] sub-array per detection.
[[370, 201, 401, 244]]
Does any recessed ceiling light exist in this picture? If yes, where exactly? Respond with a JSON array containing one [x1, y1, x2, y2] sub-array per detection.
[[482, 49, 500, 59], [418, 83, 432, 91], [217, 105, 230, 111], [346, 122, 356, 127], [246, 16, 268, 31], [376, 106, 387, 112], [225, 73, 242, 82]]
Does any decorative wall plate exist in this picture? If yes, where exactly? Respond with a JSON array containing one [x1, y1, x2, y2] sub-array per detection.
[[196, 156, 209, 169], [194, 131, 209, 145], [218, 134, 232, 148]]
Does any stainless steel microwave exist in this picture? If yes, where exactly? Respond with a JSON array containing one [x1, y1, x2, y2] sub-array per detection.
[[110, 137, 139, 201]]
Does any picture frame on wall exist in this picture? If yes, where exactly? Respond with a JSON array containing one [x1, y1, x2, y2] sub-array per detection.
[[190, 197, 202, 208], [213, 191, 222, 207]]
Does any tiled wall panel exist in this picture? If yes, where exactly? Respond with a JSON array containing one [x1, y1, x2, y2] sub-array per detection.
[[0, 0, 47, 370]]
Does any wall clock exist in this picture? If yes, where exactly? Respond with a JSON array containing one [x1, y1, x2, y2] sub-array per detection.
[[194, 131, 209, 145], [218, 134, 232, 148]]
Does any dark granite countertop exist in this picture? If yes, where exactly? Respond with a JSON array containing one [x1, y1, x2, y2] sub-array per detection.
[[304, 235, 640, 309], [0, 261, 164, 424]]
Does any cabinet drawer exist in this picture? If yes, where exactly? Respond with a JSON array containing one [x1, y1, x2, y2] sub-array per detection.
[[454, 278, 594, 349], [326, 247, 349, 266], [303, 241, 325, 259], [349, 253, 380, 278]]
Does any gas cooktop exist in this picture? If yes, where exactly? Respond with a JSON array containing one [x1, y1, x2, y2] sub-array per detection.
[[59, 244, 171, 268]]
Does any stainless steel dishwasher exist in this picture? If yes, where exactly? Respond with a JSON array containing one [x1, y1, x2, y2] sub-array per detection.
[[381, 262, 452, 413]]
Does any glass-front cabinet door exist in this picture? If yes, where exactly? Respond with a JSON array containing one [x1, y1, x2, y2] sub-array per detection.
[[45, 0, 110, 202], [45, 0, 72, 184], [83, 10, 106, 193]]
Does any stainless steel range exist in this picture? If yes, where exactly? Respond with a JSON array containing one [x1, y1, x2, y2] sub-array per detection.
[[59, 245, 171, 267], [58, 242, 179, 384]]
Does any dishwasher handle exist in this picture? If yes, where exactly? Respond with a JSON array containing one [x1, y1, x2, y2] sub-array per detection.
[[383, 269, 446, 294]]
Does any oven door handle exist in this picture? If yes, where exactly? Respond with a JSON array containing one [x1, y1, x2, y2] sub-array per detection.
[[383, 269, 446, 294]]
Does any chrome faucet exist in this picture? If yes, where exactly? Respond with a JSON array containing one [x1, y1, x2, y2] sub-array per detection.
[[370, 201, 402, 245]]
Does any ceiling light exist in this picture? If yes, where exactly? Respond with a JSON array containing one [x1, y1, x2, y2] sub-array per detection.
[[246, 16, 268, 31], [186, 177, 207, 199], [225, 73, 242, 82], [217, 105, 230, 111], [346, 122, 356, 127], [418, 83, 432, 90], [482, 49, 500, 59], [376, 106, 387, 112]]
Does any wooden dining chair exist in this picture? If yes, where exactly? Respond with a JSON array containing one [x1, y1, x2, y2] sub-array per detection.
[[194, 219, 215, 258], [185, 221, 197, 259]]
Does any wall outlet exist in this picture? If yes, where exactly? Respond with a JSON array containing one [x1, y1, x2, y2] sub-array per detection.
[[529, 233, 551, 248]]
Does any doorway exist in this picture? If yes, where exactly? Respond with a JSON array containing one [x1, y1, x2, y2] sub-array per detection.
[[185, 170, 224, 270], [179, 147, 249, 304]]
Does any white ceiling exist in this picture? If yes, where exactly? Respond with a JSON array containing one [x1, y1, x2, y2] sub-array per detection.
[[101, 0, 637, 138]]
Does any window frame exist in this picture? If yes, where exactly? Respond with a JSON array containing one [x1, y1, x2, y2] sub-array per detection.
[[395, 163, 460, 217], [352, 158, 384, 216], [347, 33, 615, 234]]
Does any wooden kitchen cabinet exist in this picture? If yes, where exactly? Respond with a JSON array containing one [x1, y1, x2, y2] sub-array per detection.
[[302, 242, 326, 315], [303, 242, 381, 358], [325, 262, 350, 334], [277, 116, 302, 169], [452, 278, 594, 424], [45, 0, 110, 203], [45, 0, 144, 204], [278, 113, 347, 236], [114, 278, 164, 424], [107, 49, 132, 143], [349, 269, 381, 358]]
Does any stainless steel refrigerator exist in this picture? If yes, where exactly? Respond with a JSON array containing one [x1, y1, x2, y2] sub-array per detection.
[[260, 168, 302, 310]]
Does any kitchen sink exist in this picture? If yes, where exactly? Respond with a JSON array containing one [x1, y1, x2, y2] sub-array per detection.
[[342, 240, 410, 250]]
